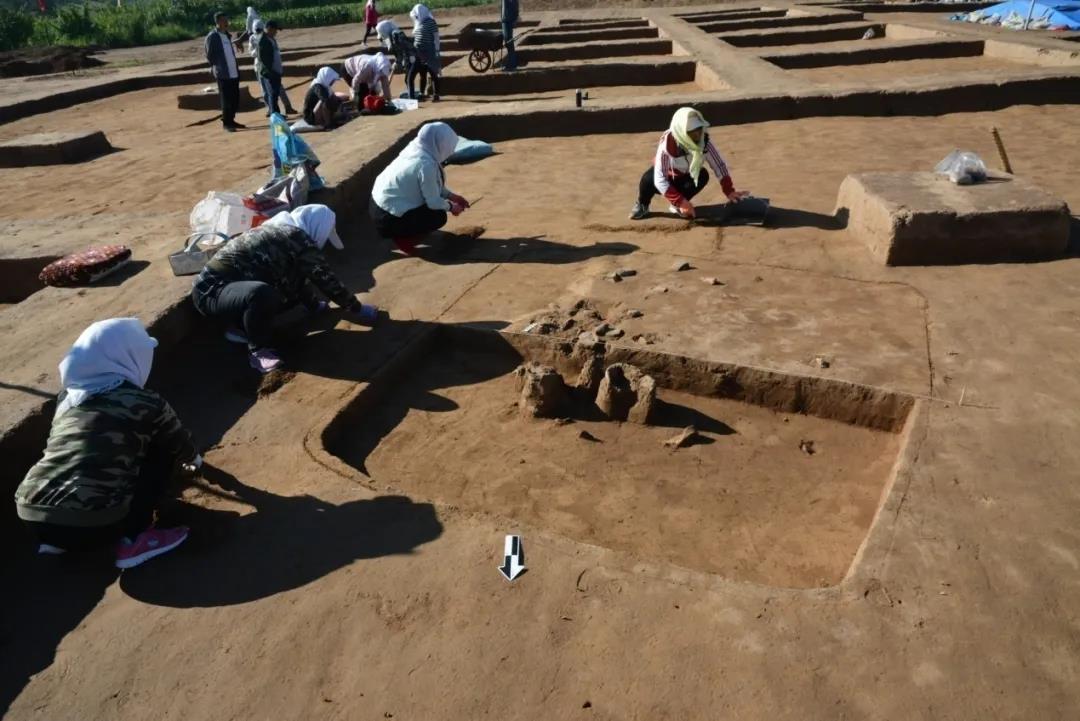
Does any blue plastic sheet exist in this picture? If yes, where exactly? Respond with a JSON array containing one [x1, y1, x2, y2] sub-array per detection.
[[269, 112, 326, 189]]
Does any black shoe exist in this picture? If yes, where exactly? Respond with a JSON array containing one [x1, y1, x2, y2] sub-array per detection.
[[230, 121, 247, 129], [284, 106, 298, 115], [223, 124, 237, 133]]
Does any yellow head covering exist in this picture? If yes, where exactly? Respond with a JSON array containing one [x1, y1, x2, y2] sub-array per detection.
[[670, 107, 708, 184]]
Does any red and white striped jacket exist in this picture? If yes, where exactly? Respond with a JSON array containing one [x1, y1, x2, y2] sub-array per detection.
[[652, 130, 735, 204]]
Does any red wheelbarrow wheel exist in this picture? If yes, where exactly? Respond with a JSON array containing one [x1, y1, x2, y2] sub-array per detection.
[[469, 49, 492, 73]]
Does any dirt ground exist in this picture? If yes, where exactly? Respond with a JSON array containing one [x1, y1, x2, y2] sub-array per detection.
[[346, 344, 901, 588], [789, 54, 1033, 84], [5, 5, 1080, 720]]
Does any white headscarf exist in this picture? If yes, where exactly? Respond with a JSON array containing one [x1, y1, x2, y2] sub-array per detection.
[[58, 318, 157, 414], [311, 66, 340, 90], [245, 6, 260, 33], [410, 3, 432, 31], [402, 122, 458, 165], [265, 204, 344, 250], [376, 19, 398, 41]]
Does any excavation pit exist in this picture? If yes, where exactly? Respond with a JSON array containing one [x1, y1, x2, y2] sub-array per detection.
[[521, 26, 660, 45], [717, 22, 886, 47], [441, 57, 700, 95], [321, 327, 914, 588], [836, 172, 1071, 265], [0, 131, 113, 167]]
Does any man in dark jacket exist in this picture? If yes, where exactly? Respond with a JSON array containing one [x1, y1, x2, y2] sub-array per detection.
[[255, 20, 284, 117], [501, 0, 519, 72], [204, 11, 245, 132]]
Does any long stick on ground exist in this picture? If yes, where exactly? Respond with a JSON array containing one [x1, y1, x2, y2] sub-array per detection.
[[991, 127, 1013, 174]]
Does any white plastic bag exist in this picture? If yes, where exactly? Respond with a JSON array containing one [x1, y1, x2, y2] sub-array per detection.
[[189, 191, 259, 236], [934, 150, 988, 185]]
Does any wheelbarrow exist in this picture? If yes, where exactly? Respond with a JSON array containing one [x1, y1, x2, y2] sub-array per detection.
[[458, 23, 522, 73]]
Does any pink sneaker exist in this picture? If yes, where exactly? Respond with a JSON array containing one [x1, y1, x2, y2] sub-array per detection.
[[249, 348, 284, 374], [115, 526, 189, 569]]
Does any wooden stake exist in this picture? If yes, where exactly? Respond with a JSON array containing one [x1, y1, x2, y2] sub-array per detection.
[[991, 127, 1013, 174]]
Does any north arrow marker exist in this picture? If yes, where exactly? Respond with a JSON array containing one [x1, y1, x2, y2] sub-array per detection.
[[499, 534, 526, 582]]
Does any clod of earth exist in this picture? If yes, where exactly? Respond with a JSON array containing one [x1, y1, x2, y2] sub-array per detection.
[[702, 277, 724, 286], [615, 268, 637, 277], [663, 426, 701, 449], [626, 309, 644, 318], [516, 362, 569, 418], [812, 355, 832, 369], [607, 272, 623, 283], [576, 352, 606, 393], [578, 430, 601, 443], [672, 260, 693, 272], [799, 440, 817, 455], [595, 363, 656, 424], [649, 285, 669, 294]]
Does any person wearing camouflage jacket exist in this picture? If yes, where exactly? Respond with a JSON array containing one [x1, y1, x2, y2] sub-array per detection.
[[190, 205, 375, 374], [15, 319, 198, 566]]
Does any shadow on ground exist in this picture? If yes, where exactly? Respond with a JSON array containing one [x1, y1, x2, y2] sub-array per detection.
[[119, 464, 443, 607]]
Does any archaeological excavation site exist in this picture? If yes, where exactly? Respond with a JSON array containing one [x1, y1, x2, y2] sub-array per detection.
[[1, 0, 1079, 718]]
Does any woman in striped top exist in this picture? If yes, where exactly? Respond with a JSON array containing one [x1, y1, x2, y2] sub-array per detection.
[[631, 107, 749, 220], [410, 3, 442, 101]]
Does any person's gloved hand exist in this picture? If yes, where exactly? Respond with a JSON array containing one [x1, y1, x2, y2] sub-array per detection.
[[676, 199, 696, 219], [348, 298, 380, 326], [449, 199, 467, 217], [726, 190, 751, 203]]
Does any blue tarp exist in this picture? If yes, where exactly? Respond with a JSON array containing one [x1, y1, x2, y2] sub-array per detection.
[[956, 0, 1080, 28]]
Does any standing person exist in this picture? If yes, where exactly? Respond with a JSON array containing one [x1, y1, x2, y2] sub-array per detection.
[[362, 0, 379, 45], [343, 52, 392, 104], [234, 5, 260, 51], [255, 20, 285, 117], [501, 0, 519, 72], [14, 318, 199, 569], [377, 19, 419, 98], [369, 122, 471, 255], [204, 11, 246, 132], [190, 205, 378, 374], [410, 4, 441, 101], [630, 107, 749, 220], [302, 66, 350, 128]]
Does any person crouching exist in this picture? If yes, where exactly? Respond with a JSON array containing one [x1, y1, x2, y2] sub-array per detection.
[[190, 204, 378, 374], [15, 318, 199, 569], [368, 122, 471, 256]]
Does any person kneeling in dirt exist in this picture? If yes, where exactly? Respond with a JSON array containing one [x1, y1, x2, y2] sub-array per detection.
[[15, 318, 200, 569], [302, 67, 352, 129], [342, 52, 393, 107], [369, 122, 470, 256], [191, 204, 378, 374], [630, 106, 750, 221]]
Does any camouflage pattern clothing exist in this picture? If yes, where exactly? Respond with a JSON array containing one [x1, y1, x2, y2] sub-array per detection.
[[191, 223, 355, 310], [15, 383, 196, 527]]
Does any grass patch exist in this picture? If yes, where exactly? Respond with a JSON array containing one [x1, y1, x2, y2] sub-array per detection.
[[3, 0, 491, 51]]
